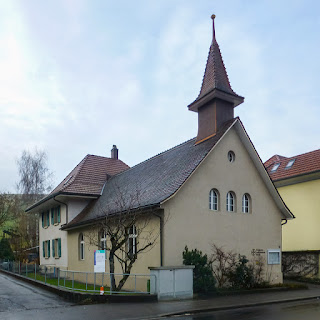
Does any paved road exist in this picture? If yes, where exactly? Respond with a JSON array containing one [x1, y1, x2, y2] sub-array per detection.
[[158, 299, 320, 320], [2, 272, 320, 320], [0, 273, 72, 318]]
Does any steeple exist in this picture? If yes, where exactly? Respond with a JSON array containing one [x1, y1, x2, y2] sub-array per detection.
[[188, 15, 244, 144]]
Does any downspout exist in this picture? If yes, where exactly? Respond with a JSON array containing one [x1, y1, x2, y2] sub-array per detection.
[[53, 196, 69, 224], [153, 212, 163, 266]]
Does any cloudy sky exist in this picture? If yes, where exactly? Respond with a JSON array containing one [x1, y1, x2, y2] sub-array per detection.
[[1, 0, 319, 192]]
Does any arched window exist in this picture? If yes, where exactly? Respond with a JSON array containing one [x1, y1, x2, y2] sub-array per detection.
[[226, 192, 236, 212], [79, 233, 85, 260], [128, 225, 137, 257], [242, 193, 251, 213], [209, 189, 219, 211]]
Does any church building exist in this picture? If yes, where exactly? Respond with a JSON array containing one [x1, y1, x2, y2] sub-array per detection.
[[27, 15, 293, 286]]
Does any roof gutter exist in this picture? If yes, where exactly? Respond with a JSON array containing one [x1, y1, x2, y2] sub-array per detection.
[[53, 196, 69, 224], [61, 204, 161, 231], [25, 192, 100, 212]]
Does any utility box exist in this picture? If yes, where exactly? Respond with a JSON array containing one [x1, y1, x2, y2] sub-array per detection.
[[149, 266, 194, 300]]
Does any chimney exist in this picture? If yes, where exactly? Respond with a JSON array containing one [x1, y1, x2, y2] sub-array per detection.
[[111, 145, 118, 159]]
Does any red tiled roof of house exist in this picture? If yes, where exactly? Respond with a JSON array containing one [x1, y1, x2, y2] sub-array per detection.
[[26, 154, 130, 212], [265, 149, 320, 181], [50, 155, 129, 196]]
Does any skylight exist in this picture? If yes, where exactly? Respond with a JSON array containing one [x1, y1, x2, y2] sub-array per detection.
[[271, 163, 280, 172], [285, 159, 295, 169]]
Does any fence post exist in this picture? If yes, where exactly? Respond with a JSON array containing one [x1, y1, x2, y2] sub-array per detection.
[[102, 273, 104, 289], [94, 273, 96, 292], [35, 263, 36, 280], [45, 266, 47, 284], [134, 274, 137, 293], [57, 268, 60, 287], [19, 261, 20, 274], [86, 272, 88, 291], [64, 271, 66, 287], [110, 273, 112, 295], [72, 272, 74, 291]]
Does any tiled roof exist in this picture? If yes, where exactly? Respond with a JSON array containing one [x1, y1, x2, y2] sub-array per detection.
[[190, 17, 242, 106], [50, 155, 129, 196], [63, 118, 237, 229], [26, 155, 129, 211], [265, 149, 320, 181]]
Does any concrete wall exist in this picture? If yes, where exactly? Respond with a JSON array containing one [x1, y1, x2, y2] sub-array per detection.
[[280, 179, 320, 251], [161, 127, 284, 284]]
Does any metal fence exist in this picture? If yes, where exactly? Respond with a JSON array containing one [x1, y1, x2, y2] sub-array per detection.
[[0, 260, 155, 295]]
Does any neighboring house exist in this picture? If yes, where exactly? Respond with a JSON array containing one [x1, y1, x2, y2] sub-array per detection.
[[265, 149, 320, 277], [27, 16, 293, 284], [26, 149, 129, 269]]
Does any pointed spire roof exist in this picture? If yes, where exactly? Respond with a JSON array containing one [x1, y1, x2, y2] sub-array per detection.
[[188, 15, 244, 111]]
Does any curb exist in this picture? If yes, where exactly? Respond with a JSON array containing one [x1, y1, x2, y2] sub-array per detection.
[[0, 269, 157, 303], [154, 295, 320, 318]]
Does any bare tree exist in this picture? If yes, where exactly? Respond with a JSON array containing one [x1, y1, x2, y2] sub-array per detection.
[[88, 183, 161, 291], [16, 149, 53, 204], [210, 244, 237, 288], [0, 193, 18, 229]]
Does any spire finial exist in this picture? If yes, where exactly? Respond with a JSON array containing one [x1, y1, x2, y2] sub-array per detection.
[[211, 14, 216, 40]]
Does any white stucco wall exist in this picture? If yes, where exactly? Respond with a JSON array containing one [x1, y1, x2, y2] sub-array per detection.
[[161, 127, 284, 284], [39, 197, 91, 269]]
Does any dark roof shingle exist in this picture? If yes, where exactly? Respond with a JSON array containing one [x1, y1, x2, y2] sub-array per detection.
[[64, 119, 236, 229]]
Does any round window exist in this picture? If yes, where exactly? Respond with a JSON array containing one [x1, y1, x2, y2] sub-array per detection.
[[228, 151, 235, 163]]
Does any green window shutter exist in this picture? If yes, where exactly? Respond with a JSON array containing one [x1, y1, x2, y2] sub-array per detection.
[[42, 213, 44, 228], [52, 239, 55, 258], [58, 238, 61, 257], [47, 211, 50, 227], [57, 206, 61, 223], [43, 241, 45, 257], [48, 240, 50, 257], [51, 209, 54, 224]]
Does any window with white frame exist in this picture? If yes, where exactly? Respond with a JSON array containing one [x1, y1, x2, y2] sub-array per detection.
[[209, 189, 219, 211], [128, 225, 137, 257], [79, 233, 85, 260], [268, 249, 281, 265], [242, 193, 251, 213], [226, 192, 235, 212], [52, 238, 61, 258], [99, 230, 107, 250], [51, 206, 61, 225], [43, 240, 50, 258]]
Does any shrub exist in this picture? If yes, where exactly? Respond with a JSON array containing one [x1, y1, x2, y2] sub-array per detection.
[[183, 246, 216, 293], [0, 238, 14, 260], [227, 255, 255, 289]]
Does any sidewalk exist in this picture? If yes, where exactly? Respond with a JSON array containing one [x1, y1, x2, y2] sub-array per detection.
[[133, 283, 320, 319]]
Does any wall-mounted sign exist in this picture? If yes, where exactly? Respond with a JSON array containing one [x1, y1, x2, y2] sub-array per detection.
[[94, 250, 105, 273], [251, 249, 265, 256]]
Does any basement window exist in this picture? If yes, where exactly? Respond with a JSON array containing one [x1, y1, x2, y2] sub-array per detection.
[[285, 159, 295, 169], [270, 163, 280, 172]]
